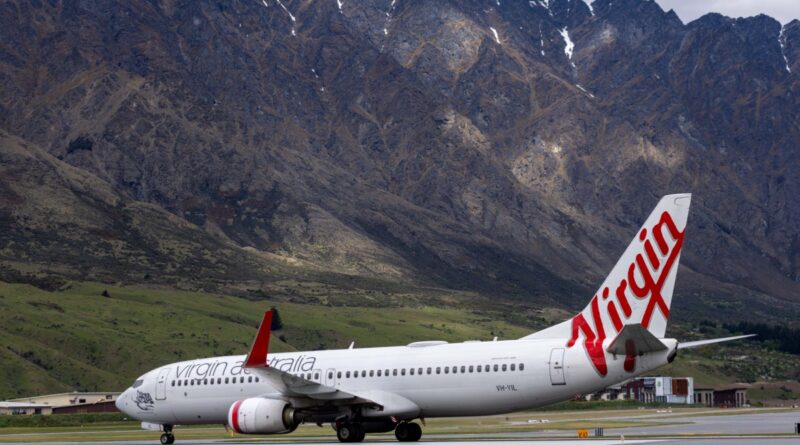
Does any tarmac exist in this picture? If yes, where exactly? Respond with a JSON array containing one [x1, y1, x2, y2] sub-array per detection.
[[1, 409, 798, 445]]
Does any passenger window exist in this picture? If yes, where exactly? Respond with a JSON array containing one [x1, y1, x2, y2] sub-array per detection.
[[338, 372, 342, 378], [520, 363, 525, 371], [367, 370, 372, 377], [485, 365, 490, 372], [401, 369, 406, 376], [385, 369, 389, 376], [210, 379, 214, 385], [190, 380, 194, 386], [346, 371, 351, 378], [224, 378, 229, 384], [436, 367, 441, 374], [410, 368, 415, 375], [444, 367, 449, 374], [354, 371, 358, 379], [203, 379, 208, 385], [510, 364, 516, 371], [377, 370, 382, 377], [502, 364, 507, 372], [427, 367, 432, 374], [255, 377, 259, 383], [315, 373, 320, 380], [329, 372, 334, 379], [452, 366, 457, 374], [469, 365, 474, 373], [418, 368, 423, 375], [393, 369, 398, 376], [461, 366, 466, 373], [361, 370, 366, 378], [493, 364, 499, 372], [477, 366, 482, 373], [240, 377, 245, 383], [171, 381, 175, 387], [248, 376, 253, 383], [177, 380, 181, 387]]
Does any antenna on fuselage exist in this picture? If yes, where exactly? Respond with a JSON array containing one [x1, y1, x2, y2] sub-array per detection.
[[493, 337, 498, 342], [348, 341, 355, 349]]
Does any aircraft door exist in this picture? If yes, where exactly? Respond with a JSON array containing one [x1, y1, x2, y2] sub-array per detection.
[[549, 348, 566, 385], [155, 367, 170, 400], [325, 368, 337, 387]]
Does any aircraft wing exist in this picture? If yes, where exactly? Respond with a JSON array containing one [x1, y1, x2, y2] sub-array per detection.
[[243, 311, 367, 401], [242, 311, 420, 418]]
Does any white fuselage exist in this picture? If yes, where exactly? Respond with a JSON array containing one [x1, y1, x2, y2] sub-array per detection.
[[117, 337, 677, 425]]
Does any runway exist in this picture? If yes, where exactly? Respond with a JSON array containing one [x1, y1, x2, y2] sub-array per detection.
[[1, 438, 799, 445], [1, 409, 798, 445]]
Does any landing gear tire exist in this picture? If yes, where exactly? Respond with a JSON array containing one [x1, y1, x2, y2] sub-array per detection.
[[159, 433, 175, 445], [337, 423, 365, 442], [395, 422, 421, 442]]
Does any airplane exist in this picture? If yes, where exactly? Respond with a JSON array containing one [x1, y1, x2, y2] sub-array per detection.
[[115, 193, 754, 444]]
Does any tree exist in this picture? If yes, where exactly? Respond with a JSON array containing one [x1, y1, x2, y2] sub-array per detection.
[[270, 307, 283, 331]]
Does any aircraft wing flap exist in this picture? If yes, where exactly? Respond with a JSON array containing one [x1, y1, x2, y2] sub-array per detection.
[[606, 323, 668, 355], [249, 366, 365, 401]]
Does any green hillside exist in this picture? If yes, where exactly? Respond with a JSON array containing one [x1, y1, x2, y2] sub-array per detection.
[[0, 281, 530, 399], [2, 281, 798, 401]]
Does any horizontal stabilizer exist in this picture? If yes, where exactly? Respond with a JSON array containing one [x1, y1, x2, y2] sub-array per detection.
[[678, 334, 756, 350], [606, 323, 668, 355]]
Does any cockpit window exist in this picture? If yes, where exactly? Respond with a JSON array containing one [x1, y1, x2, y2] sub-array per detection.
[[132, 379, 144, 389]]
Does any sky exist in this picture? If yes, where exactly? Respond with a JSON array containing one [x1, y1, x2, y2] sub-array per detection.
[[655, 0, 800, 25]]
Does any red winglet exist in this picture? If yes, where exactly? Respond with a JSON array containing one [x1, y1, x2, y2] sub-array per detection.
[[244, 310, 273, 368]]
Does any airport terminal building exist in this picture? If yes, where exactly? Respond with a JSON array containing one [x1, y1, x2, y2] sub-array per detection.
[[0, 392, 120, 415], [592, 377, 750, 407]]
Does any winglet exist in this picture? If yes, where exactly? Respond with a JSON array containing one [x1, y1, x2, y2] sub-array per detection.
[[244, 310, 273, 368]]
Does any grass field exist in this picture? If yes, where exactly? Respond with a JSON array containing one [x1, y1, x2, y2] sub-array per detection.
[[0, 281, 529, 399], [2, 280, 799, 402]]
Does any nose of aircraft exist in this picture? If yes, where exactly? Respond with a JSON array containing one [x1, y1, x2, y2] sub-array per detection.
[[115, 389, 130, 414]]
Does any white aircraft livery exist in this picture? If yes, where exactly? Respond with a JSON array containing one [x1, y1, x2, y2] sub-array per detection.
[[116, 193, 754, 445]]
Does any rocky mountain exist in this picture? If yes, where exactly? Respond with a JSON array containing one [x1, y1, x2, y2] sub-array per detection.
[[1, 0, 799, 322]]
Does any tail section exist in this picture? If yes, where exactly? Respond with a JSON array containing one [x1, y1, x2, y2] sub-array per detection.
[[523, 194, 691, 347]]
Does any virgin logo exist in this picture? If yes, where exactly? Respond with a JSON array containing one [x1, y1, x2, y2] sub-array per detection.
[[566, 211, 685, 376]]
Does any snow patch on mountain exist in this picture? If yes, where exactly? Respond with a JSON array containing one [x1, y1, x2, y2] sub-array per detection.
[[490, 27, 501, 44], [582, 0, 594, 15], [779, 26, 792, 73]]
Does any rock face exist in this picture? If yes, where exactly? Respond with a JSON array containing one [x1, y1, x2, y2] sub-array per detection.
[[0, 0, 799, 320]]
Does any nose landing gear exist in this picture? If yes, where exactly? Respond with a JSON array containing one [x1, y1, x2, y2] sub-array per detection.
[[159, 425, 175, 444]]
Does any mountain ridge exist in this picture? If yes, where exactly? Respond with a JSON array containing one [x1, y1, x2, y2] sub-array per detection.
[[0, 0, 799, 321]]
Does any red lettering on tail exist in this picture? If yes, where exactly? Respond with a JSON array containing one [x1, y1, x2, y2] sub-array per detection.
[[567, 296, 608, 376], [567, 211, 684, 376]]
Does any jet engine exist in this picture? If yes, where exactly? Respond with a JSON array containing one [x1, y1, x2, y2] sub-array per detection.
[[227, 398, 298, 434]]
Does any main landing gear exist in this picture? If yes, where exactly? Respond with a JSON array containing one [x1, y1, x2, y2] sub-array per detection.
[[394, 422, 422, 442], [336, 422, 365, 442], [159, 425, 175, 444], [335, 420, 422, 442]]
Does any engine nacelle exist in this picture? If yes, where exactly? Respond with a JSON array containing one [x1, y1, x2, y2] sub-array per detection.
[[227, 398, 298, 434]]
